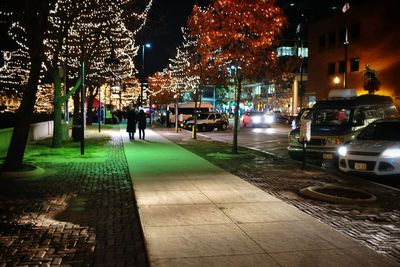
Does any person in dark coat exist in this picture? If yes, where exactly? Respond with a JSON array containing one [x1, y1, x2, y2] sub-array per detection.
[[137, 109, 147, 140], [126, 107, 136, 140]]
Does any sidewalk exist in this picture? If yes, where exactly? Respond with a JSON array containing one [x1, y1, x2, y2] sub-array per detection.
[[0, 127, 148, 266], [122, 129, 398, 267]]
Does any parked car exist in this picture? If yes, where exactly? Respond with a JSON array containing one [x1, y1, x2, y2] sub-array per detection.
[[242, 111, 273, 127], [288, 89, 399, 161], [182, 112, 229, 131], [338, 119, 400, 176]]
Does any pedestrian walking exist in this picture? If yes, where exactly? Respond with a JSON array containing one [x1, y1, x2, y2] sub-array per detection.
[[126, 107, 136, 140], [137, 109, 146, 140]]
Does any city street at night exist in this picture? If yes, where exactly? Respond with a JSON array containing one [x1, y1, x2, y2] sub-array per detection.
[[1, 126, 399, 266], [196, 123, 400, 190], [1, 0, 400, 266]]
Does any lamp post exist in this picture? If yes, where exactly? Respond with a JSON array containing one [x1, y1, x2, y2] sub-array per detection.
[[141, 43, 151, 107], [334, 76, 340, 89], [80, 31, 119, 155], [342, 2, 350, 89]]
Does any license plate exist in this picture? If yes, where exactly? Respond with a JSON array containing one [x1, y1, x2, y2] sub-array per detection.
[[354, 162, 367, 170], [323, 153, 333, 160]]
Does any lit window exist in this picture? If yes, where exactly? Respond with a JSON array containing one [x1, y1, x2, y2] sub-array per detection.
[[297, 47, 308, 57]]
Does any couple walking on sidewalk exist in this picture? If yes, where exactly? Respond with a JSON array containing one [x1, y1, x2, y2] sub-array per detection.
[[127, 107, 146, 140]]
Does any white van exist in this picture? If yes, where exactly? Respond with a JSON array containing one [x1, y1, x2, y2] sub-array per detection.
[[288, 89, 399, 161], [168, 102, 214, 125]]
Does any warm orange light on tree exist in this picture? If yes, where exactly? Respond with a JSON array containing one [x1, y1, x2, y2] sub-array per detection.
[[188, 0, 286, 152]]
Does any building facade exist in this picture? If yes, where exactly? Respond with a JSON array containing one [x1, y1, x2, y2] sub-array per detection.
[[307, 0, 400, 110]]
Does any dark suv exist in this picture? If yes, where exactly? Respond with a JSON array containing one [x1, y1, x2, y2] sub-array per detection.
[[182, 112, 229, 131]]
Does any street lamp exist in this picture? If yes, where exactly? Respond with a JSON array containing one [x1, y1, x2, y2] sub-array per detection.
[[141, 43, 151, 107], [81, 31, 120, 155], [342, 2, 350, 88], [333, 76, 340, 89]]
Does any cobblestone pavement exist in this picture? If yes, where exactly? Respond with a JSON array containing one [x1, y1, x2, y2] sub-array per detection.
[[157, 128, 400, 264], [0, 133, 148, 266]]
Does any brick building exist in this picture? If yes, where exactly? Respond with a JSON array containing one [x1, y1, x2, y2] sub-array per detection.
[[307, 0, 400, 110]]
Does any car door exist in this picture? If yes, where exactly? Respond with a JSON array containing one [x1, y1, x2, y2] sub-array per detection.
[[214, 113, 222, 127], [208, 113, 215, 128]]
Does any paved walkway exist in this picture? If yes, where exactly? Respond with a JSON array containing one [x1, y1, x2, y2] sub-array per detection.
[[122, 129, 398, 267], [0, 128, 148, 266]]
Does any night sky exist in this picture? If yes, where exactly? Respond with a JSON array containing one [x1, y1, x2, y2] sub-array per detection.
[[143, 0, 343, 76], [140, 0, 210, 77], [0, 0, 343, 75]]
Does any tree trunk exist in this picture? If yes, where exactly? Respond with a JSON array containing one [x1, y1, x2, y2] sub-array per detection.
[[86, 86, 98, 125], [53, 76, 81, 146], [3, 2, 48, 171], [3, 63, 41, 170], [192, 87, 202, 139], [232, 78, 242, 154]]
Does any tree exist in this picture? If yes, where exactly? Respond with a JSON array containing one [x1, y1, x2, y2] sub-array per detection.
[[188, 0, 286, 153], [0, 0, 153, 170], [168, 29, 201, 133], [44, 0, 153, 145], [1, 0, 54, 171], [148, 71, 175, 107]]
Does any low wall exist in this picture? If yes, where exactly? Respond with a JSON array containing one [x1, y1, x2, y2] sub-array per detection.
[[28, 121, 54, 141], [0, 121, 67, 157]]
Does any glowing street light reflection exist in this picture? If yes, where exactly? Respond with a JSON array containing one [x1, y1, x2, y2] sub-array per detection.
[[252, 128, 276, 134]]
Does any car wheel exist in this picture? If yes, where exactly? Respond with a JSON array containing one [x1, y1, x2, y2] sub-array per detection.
[[221, 123, 227, 130]]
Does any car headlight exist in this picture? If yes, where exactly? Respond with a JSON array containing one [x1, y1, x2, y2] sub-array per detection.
[[252, 116, 262, 123], [326, 137, 344, 145], [265, 115, 274, 124], [381, 147, 400, 158], [338, 146, 347, 157]]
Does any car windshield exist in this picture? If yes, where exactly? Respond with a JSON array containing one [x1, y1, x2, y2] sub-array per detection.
[[197, 113, 210, 120], [308, 108, 351, 126], [357, 121, 400, 141]]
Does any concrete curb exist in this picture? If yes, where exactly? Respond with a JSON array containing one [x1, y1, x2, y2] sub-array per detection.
[[1, 163, 45, 178], [300, 184, 377, 204]]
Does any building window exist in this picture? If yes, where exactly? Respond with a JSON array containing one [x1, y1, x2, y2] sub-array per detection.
[[328, 31, 336, 46], [350, 23, 360, 40], [319, 35, 326, 49], [350, 57, 360, 72], [339, 60, 346, 73], [297, 47, 308, 58], [328, 62, 335, 75], [277, 46, 296, 57]]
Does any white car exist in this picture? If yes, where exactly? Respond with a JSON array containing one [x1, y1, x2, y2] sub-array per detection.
[[338, 119, 400, 176], [182, 112, 229, 131]]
